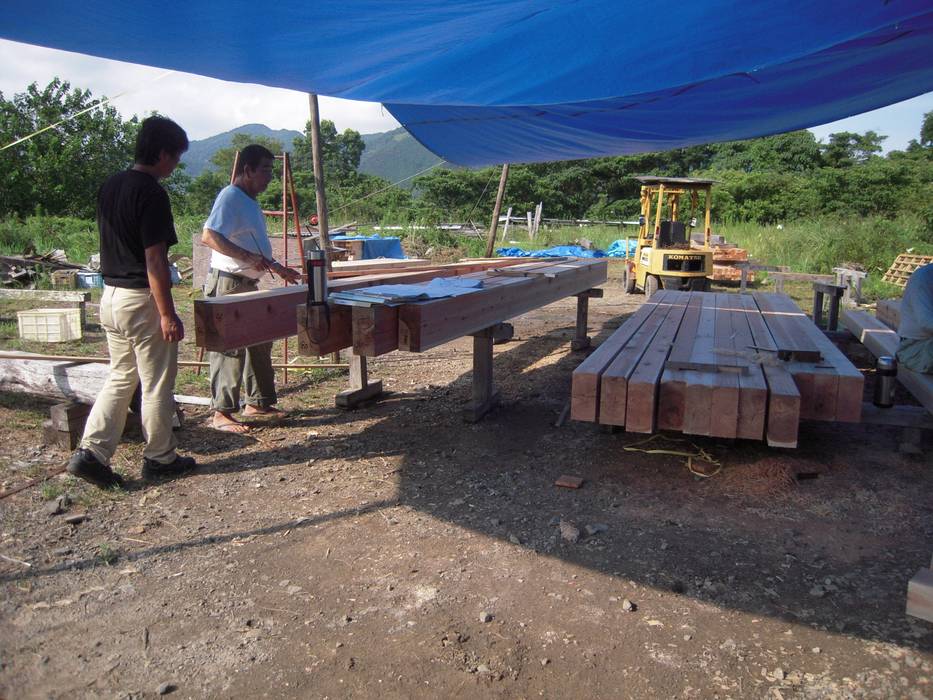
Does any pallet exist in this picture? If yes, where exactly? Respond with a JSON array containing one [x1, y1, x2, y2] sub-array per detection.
[[883, 254, 933, 287]]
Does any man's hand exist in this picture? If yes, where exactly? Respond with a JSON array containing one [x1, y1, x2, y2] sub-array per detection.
[[272, 262, 303, 284], [161, 312, 185, 342], [250, 252, 273, 273]]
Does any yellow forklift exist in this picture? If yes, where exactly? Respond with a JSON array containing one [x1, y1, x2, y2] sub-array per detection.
[[624, 176, 714, 297]]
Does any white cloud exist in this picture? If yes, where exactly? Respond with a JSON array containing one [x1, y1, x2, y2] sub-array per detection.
[[0, 40, 400, 140]]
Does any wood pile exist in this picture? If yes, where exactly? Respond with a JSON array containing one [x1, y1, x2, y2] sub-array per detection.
[[572, 291, 863, 447], [711, 244, 754, 283], [883, 253, 933, 287]]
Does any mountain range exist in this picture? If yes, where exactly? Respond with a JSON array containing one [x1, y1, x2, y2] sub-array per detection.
[[181, 124, 443, 186]]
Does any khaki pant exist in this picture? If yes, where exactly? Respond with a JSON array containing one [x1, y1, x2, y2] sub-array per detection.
[[81, 286, 178, 465], [205, 270, 277, 412]]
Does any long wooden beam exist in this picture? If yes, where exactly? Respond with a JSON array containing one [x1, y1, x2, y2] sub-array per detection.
[[397, 260, 607, 353]]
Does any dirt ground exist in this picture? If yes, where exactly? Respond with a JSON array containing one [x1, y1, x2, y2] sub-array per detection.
[[1, 280, 932, 699]]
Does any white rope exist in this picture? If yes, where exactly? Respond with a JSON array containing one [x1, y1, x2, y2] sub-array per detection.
[[329, 159, 447, 215], [1, 70, 174, 152]]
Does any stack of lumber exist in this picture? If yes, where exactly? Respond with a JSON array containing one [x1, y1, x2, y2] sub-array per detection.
[[908, 556, 933, 624], [840, 309, 933, 414], [194, 259, 607, 358], [711, 245, 752, 282], [572, 291, 863, 447], [883, 253, 933, 287]]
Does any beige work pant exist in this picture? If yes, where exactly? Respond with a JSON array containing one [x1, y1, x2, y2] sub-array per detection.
[[205, 271, 277, 412], [81, 286, 178, 465]]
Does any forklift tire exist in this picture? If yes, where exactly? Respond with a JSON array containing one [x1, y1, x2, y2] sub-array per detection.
[[624, 267, 636, 294], [690, 277, 710, 292], [644, 274, 660, 298]]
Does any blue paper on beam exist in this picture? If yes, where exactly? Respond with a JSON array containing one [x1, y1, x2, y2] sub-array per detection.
[[330, 277, 483, 306]]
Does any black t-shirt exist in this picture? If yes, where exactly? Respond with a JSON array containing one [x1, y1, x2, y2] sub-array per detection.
[[97, 169, 177, 288]]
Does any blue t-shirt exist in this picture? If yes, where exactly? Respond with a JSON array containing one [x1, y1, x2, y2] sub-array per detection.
[[898, 262, 933, 341], [204, 185, 273, 279]]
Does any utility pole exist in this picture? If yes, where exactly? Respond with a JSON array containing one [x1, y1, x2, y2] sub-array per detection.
[[308, 93, 332, 269], [485, 163, 510, 258]]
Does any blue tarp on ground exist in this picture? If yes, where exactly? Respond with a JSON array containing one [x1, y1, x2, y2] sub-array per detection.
[[330, 235, 405, 260], [605, 239, 637, 258], [496, 246, 606, 259], [4, 2, 931, 166]]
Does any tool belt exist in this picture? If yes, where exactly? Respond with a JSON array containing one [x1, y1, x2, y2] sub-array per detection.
[[209, 268, 249, 282]]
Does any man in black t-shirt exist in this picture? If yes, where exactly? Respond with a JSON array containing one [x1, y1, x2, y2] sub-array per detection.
[[67, 116, 197, 488]]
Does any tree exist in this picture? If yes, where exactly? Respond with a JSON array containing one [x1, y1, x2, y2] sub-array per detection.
[[292, 119, 365, 185], [820, 131, 886, 168], [0, 79, 137, 217]]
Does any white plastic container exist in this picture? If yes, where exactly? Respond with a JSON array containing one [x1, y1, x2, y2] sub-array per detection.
[[16, 308, 83, 342]]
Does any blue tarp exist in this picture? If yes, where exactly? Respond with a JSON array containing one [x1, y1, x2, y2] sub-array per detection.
[[330, 277, 483, 306], [605, 239, 637, 258], [497, 246, 606, 259], [3, 2, 932, 165], [330, 235, 405, 260]]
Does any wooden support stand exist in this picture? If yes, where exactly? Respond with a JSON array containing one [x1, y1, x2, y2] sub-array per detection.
[[335, 354, 383, 409], [811, 282, 846, 331], [571, 288, 604, 351], [462, 325, 504, 423]]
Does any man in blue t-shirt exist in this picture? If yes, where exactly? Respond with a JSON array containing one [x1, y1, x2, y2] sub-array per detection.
[[201, 145, 301, 433], [68, 116, 197, 488]]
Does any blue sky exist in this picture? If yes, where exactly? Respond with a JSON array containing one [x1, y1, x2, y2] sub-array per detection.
[[2, 39, 930, 150]]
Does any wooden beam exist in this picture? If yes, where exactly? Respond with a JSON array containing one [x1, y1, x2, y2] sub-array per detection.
[[625, 291, 690, 433], [598, 291, 678, 427], [485, 164, 509, 258], [722, 293, 768, 440], [571, 294, 662, 423], [352, 304, 399, 357], [657, 294, 702, 432], [907, 567, 933, 623], [875, 298, 901, 330], [398, 260, 607, 353], [740, 294, 801, 448], [841, 309, 933, 414]]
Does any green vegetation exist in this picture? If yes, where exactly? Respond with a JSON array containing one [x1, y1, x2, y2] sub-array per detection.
[[1, 78, 931, 280]]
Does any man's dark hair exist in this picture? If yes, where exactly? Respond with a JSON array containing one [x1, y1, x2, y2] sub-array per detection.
[[235, 144, 276, 175], [134, 116, 188, 165]]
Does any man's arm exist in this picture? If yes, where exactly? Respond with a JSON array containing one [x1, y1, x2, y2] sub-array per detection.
[[201, 228, 269, 273], [201, 227, 301, 282], [145, 242, 183, 342]]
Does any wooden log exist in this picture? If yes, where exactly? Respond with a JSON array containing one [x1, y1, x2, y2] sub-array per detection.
[[0, 352, 110, 404], [907, 567, 933, 623], [598, 291, 679, 427], [740, 295, 801, 448], [398, 260, 607, 353], [625, 291, 690, 433], [571, 294, 663, 423], [841, 309, 933, 414]]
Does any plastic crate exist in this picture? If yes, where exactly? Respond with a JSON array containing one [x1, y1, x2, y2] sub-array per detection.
[[76, 271, 103, 288], [17, 308, 83, 343]]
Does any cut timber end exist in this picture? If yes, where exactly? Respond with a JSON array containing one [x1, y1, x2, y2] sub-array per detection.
[[906, 567, 933, 623]]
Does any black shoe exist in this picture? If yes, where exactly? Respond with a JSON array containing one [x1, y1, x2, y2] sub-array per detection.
[[67, 449, 124, 489], [142, 455, 197, 481]]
